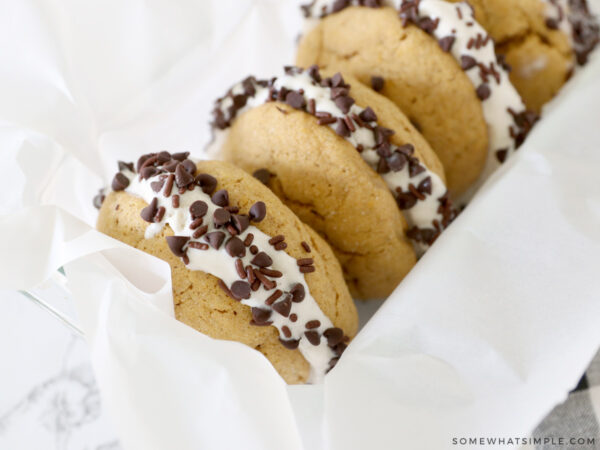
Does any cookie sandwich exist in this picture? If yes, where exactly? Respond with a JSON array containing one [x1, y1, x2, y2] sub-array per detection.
[[95, 153, 358, 384], [297, 0, 538, 198], [445, 0, 599, 112], [209, 66, 456, 299]]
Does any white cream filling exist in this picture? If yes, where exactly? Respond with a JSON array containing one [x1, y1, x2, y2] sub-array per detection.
[[119, 168, 338, 383], [211, 69, 451, 252]]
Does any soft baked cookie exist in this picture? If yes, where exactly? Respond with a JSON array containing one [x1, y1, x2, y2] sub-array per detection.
[[297, 1, 538, 198], [446, 0, 599, 113], [209, 66, 456, 299], [96, 153, 358, 384]]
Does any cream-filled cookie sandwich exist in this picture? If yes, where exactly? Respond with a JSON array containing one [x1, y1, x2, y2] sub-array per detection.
[[298, 0, 538, 199], [444, 0, 599, 113], [95, 153, 358, 384], [209, 66, 456, 299]]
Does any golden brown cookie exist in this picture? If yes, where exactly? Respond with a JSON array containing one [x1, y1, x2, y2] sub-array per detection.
[[209, 66, 456, 299], [298, 5, 488, 195], [97, 154, 358, 384]]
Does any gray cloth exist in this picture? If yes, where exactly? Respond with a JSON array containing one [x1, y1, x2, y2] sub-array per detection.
[[533, 349, 600, 449]]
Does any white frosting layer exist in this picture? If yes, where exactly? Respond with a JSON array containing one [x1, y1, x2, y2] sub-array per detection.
[[212, 69, 452, 252], [119, 168, 338, 383]]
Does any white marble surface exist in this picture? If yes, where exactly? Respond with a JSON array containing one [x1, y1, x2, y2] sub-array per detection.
[[0, 289, 119, 450]]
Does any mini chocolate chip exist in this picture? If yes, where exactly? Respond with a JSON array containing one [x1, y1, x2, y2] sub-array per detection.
[[92, 191, 105, 209], [396, 191, 417, 210], [165, 235, 189, 257], [476, 83, 491, 101], [211, 189, 229, 207], [333, 342, 347, 356], [157, 151, 171, 163], [438, 36, 455, 52], [304, 331, 320, 346], [396, 143, 415, 155], [332, 0, 350, 13], [279, 338, 300, 350], [545, 18, 559, 29], [118, 161, 134, 172], [286, 91, 306, 109], [334, 96, 355, 114], [213, 208, 231, 227], [225, 236, 246, 258], [111, 173, 130, 191], [230, 281, 251, 300], [371, 76, 384, 92], [136, 154, 151, 172], [330, 86, 349, 99], [290, 313, 298, 322], [272, 297, 292, 317], [377, 157, 390, 174], [330, 72, 345, 87], [140, 197, 158, 222], [189, 200, 208, 219], [196, 173, 217, 195], [251, 307, 272, 323], [231, 214, 250, 233], [323, 327, 344, 347], [250, 245, 258, 255], [496, 148, 508, 163], [358, 107, 377, 122], [249, 201, 266, 222], [408, 159, 426, 177], [171, 151, 190, 161], [290, 283, 305, 302], [418, 176, 432, 195], [175, 163, 194, 188], [140, 166, 158, 180], [253, 169, 272, 185], [163, 160, 179, 172], [387, 151, 407, 172], [150, 179, 165, 193], [460, 55, 477, 70], [204, 231, 225, 249], [251, 252, 272, 267], [182, 159, 196, 174], [307, 64, 321, 82], [282, 326, 292, 338], [375, 126, 395, 145], [335, 118, 350, 137], [301, 241, 311, 252]]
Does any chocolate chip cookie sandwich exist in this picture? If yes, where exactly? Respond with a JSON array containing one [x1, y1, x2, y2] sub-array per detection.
[[209, 66, 456, 299], [95, 152, 358, 384], [445, 0, 599, 113], [297, 0, 539, 199]]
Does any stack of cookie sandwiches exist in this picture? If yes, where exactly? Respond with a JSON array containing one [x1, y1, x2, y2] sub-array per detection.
[[95, 0, 597, 384], [297, 0, 598, 197]]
